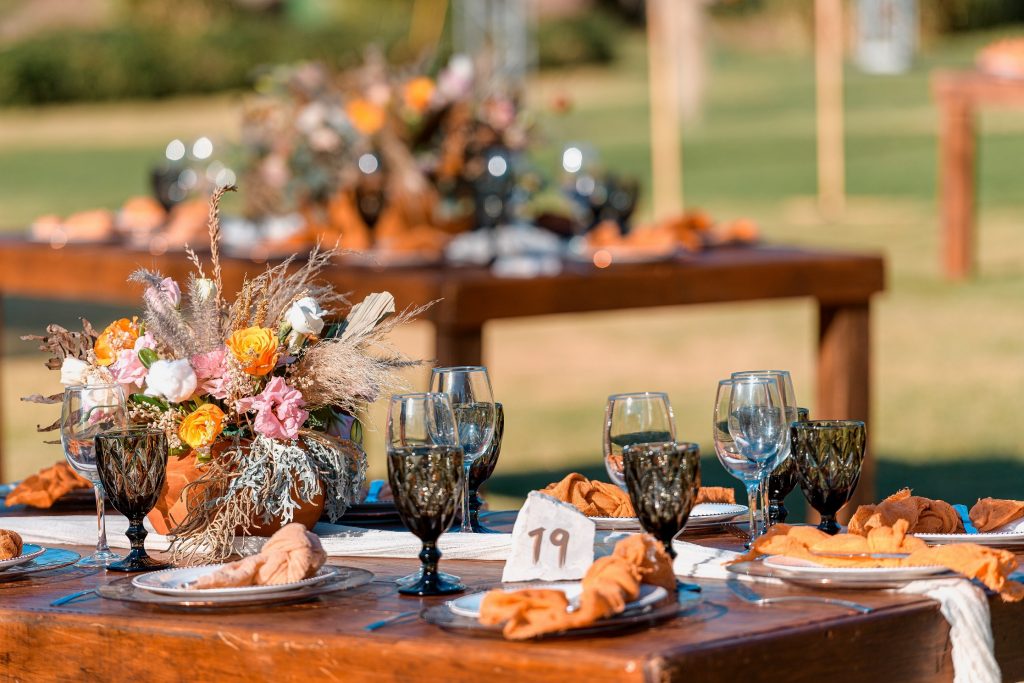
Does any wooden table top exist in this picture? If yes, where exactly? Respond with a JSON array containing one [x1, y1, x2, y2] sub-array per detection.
[[0, 239, 885, 325], [0, 529, 1019, 683]]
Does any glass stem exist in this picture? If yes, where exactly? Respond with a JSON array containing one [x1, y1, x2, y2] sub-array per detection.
[[759, 479, 770, 534], [745, 482, 760, 546], [93, 483, 110, 553], [460, 463, 472, 533]]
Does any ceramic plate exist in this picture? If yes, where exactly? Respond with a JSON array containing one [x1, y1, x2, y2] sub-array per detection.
[[447, 582, 668, 619], [686, 503, 748, 526], [914, 531, 1024, 547], [763, 555, 948, 582], [132, 564, 339, 597], [0, 544, 45, 571], [589, 516, 642, 530]]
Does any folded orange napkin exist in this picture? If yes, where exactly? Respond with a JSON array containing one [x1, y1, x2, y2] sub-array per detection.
[[734, 521, 1024, 601], [191, 523, 327, 589], [478, 534, 675, 639], [970, 498, 1024, 532], [542, 473, 735, 517], [0, 530, 23, 560], [6, 462, 91, 508], [848, 488, 964, 535]]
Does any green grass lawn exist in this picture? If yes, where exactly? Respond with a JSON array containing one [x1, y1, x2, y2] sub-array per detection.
[[3, 26, 1024, 515]]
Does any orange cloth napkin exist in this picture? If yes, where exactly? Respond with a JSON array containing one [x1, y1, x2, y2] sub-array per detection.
[[848, 488, 964, 535], [6, 462, 91, 508], [970, 498, 1024, 532], [191, 523, 327, 589], [542, 473, 735, 517], [478, 534, 675, 639], [734, 521, 1024, 601]]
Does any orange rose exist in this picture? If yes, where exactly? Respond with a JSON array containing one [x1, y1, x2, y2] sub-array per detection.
[[94, 317, 140, 367], [179, 404, 226, 450], [403, 77, 435, 114], [346, 98, 386, 135], [225, 326, 279, 376]]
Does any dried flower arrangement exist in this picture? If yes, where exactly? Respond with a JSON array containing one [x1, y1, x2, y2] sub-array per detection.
[[24, 186, 430, 563]]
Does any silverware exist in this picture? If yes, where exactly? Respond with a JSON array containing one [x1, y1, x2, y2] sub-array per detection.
[[364, 610, 418, 631], [50, 589, 97, 607], [726, 578, 873, 614]]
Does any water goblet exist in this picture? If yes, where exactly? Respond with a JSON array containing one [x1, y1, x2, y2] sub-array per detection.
[[430, 366, 496, 533], [388, 444, 466, 596], [621, 441, 700, 559], [467, 402, 503, 533], [791, 420, 866, 535], [61, 383, 128, 568], [766, 407, 809, 524], [603, 392, 676, 488], [713, 380, 762, 546], [94, 428, 170, 572]]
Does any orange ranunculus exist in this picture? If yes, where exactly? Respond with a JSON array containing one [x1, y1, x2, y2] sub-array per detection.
[[179, 403, 226, 450], [346, 98, 386, 135], [94, 317, 140, 367], [225, 326, 279, 376], [403, 77, 435, 114]]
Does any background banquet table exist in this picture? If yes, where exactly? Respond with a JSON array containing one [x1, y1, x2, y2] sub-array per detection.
[[0, 239, 885, 509]]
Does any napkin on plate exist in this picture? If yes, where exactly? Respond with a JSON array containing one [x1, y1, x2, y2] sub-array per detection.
[[5, 462, 91, 508], [969, 498, 1024, 533], [848, 489, 964, 535], [541, 473, 736, 518], [192, 523, 326, 588], [478, 534, 675, 639]]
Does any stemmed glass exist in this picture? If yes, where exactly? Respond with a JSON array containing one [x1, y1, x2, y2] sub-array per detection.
[[791, 420, 866, 535], [727, 376, 788, 543], [94, 428, 170, 572], [603, 392, 676, 488], [731, 370, 798, 531], [386, 397, 466, 596], [621, 441, 700, 558], [713, 380, 762, 545], [766, 407, 809, 524], [466, 403, 504, 533], [430, 367, 496, 533], [61, 384, 127, 567]]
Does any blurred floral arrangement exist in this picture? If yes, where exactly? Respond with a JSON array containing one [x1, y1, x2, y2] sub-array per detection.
[[24, 187, 429, 563]]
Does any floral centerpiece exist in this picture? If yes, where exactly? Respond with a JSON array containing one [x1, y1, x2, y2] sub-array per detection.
[[24, 186, 428, 563]]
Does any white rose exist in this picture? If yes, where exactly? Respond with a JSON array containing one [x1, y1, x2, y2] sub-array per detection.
[[59, 357, 90, 386], [195, 278, 217, 302], [144, 359, 198, 404], [285, 296, 326, 336]]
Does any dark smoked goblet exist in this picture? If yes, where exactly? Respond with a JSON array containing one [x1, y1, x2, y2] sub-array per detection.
[[388, 444, 466, 596], [622, 441, 700, 560], [94, 428, 170, 572], [791, 420, 866, 535], [467, 402, 503, 533], [766, 407, 810, 525]]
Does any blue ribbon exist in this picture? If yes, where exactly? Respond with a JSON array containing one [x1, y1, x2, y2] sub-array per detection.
[[953, 504, 978, 534]]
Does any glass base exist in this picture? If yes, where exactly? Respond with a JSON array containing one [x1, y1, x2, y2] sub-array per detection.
[[76, 550, 122, 568], [395, 569, 461, 588], [398, 574, 465, 597], [106, 553, 168, 573]]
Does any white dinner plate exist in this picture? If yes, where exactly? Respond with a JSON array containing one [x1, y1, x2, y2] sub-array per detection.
[[589, 503, 748, 532], [0, 544, 45, 571], [763, 555, 948, 582], [589, 516, 643, 530], [133, 564, 339, 597], [914, 531, 1024, 547], [447, 582, 668, 619]]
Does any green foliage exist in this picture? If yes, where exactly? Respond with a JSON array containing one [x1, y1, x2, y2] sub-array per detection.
[[536, 11, 618, 68]]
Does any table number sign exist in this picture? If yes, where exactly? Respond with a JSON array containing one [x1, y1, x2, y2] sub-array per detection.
[[502, 491, 595, 582]]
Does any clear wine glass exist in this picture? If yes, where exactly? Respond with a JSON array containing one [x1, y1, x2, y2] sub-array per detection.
[[731, 370, 798, 531], [727, 376, 788, 544], [61, 383, 128, 567], [713, 380, 762, 546], [430, 367, 495, 534], [603, 392, 676, 488]]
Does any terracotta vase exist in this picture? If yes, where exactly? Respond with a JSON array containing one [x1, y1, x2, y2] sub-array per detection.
[[146, 446, 326, 537]]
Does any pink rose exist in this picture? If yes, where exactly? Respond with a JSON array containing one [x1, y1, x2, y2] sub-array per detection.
[[237, 377, 308, 441], [147, 277, 181, 308], [111, 333, 156, 388], [191, 346, 229, 400]]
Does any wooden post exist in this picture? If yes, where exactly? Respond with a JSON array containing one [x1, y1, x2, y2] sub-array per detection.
[[815, 0, 846, 219], [646, 0, 684, 217], [938, 95, 976, 280]]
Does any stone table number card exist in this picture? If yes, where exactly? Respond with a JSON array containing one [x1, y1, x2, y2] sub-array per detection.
[[502, 491, 596, 582]]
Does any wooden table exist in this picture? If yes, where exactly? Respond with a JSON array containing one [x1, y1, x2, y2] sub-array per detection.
[[0, 530, 1020, 682], [0, 239, 885, 505], [932, 69, 1024, 280]]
